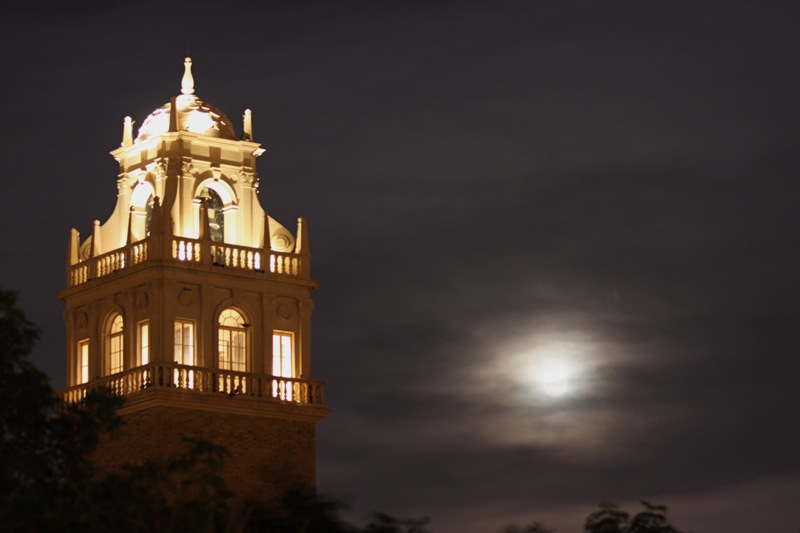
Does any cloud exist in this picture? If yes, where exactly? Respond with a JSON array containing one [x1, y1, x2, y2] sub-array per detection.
[[3, 3, 800, 532]]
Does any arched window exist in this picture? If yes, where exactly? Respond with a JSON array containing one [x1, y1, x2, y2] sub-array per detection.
[[199, 187, 224, 242], [108, 314, 124, 374], [218, 309, 247, 372], [130, 181, 156, 239], [144, 194, 154, 236]]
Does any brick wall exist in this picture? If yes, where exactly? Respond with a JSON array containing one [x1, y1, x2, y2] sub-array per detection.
[[93, 402, 317, 504]]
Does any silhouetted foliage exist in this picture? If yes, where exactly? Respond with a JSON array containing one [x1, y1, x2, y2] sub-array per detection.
[[0, 289, 124, 532], [499, 522, 555, 533], [584, 503, 630, 533], [244, 489, 357, 533], [90, 438, 235, 533], [584, 502, 685, 533], [363, 512, 432, 533], [628, 501, 683, 533], [0, 289, 49, 501]]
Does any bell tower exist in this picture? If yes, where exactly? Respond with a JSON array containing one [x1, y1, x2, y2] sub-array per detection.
[[59, 58, 327, 500]]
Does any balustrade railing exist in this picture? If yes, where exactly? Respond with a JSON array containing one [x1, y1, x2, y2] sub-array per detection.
[[70, 264, 89, 286], [61, 363, 325, 407], [131, 241, 149, 265], [172, 238, 202, 262], [210, 243, 262, 270], [270, 252, 301, 276], [96, 250, 125, 277], [68, 240, 151, 286], [67, 236, 306, 286]]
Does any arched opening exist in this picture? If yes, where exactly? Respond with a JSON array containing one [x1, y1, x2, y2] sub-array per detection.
[[194, 178, 237, 244], [144, 194, 154, 236], [218, 308, 247, 372], [130, 181, 156, 239], [199, 187, 224, 242], [107, 313, 124, 375]]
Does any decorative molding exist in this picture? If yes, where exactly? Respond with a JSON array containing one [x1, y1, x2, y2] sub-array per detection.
[[182, 160, 197, 177], [155, 159, 168, 179], [178, 288, 193, 307], [239, 170, 256, 186], [77, 311, 89, 330], [117, 387, 329, 422], [136, 290, 149, 309], [277, 303, 293, 321]]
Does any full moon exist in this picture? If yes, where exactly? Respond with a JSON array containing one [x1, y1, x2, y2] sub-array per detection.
[[535, 359, 577, 397], [517, 339, 591, 400]]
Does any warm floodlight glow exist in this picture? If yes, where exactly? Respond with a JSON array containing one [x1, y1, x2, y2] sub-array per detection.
[[185, 110, 217, 133], [133, 59, 236, 142], [139, 109, 170, 139]]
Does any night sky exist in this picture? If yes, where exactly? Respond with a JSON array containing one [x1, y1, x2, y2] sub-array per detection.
[[2, 2, 800, 531]]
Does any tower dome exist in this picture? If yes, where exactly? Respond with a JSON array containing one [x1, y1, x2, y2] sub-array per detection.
[[135, 58, 237, 142]]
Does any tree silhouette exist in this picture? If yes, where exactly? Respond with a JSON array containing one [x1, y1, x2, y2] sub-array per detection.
[[363, 512, 432, 533], [499, 522, 555, 533], [0, 289, 124, 531], [584, 502, 685, 533]]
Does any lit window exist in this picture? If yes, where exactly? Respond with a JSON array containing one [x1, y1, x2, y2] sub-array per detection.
[[174, 320, 194, 366], [108, 314, 124, 374], [218, 309, 247, 372], [272, 332, 293, 378], [78, 339, 89, 384], [138, 321, 149, 366], [174, 320, 195, 388], [272, 332, 294, 400]]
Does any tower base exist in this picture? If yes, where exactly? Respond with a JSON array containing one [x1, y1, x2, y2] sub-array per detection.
[[90, 385, 326, 503]]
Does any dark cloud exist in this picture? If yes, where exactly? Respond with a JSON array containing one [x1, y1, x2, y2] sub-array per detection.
[[2, 2, 799, 532]]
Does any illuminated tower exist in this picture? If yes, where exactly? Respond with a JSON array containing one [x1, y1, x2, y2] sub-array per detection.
[[59, 58, 327, 500]]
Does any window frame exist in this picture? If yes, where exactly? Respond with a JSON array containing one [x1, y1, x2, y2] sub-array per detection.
[[137, 320, 150, 366], [272, 331, 294, 378], [107, 314, 124, 375], [218, 308, 248, 373], [173, 319, 195, 367], [78, 339, 89, 384]]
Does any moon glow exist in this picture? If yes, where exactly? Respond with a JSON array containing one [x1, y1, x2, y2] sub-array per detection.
[[517, 339, 593, 400], [535, 359, 577, 397]]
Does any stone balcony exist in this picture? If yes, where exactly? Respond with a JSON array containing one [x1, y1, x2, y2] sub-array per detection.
[[61, 362, 326, 418], [68, 236, 308, 287]]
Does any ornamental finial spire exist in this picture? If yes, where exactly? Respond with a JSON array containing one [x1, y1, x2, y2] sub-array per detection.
[[243, 109, 253, 141], [122, 116, 133, 147], [181, 57, 195, 95]]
